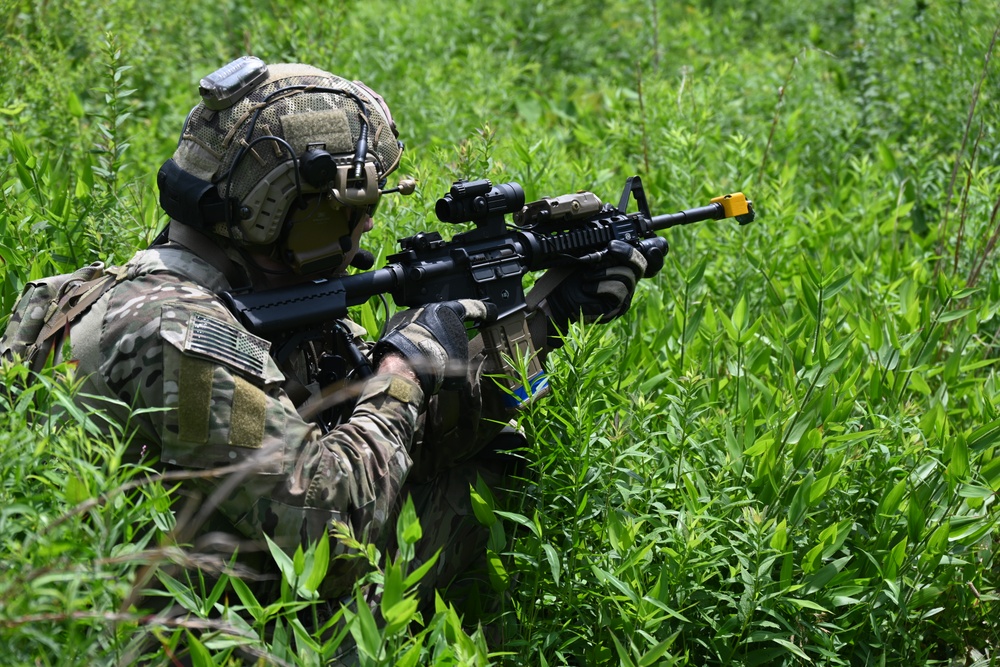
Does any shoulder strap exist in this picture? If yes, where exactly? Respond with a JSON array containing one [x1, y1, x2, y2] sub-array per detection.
[[25, 266, 126, 372]]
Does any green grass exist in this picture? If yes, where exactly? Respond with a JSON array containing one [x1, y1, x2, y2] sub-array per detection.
[[2, 0, 999, 664]]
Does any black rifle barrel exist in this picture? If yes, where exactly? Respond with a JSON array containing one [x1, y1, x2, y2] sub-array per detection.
[[649, 203, 724, 230]]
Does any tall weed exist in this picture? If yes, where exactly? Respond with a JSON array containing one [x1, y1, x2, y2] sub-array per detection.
[[1, 0, 998, 664]]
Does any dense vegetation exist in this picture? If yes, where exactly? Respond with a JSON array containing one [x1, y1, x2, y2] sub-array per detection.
[[2, 0, 999, 664]]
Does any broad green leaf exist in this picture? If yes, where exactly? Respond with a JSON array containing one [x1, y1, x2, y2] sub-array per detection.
[[395, 638, 425, 667], [949, 516, 997, 545], [591, 564, 638, 604], [542, 543, 561, 585], [495, 510, 541, 537], [229, 575, 264, 622], [719, 310, 740, 342], [744, 436, 773, 458], [397, 495, 423, 548], [968, 419, 1000, 451], [884, 537, 907, 580], [487, 549, 509, 592], [877, 479, 907, 518], [948, 436, 970, 482], [802, 541, 824, 574], [685, 254, 708, 287], [822, 273, 853, 300], [402, 548, 440, 589], [739, 315, 764, 345], [982, 456, 1000, 492], [772, 637, 812, 662], [787, 598, 831, 613], [469, 486, 495, 526], [927, 520, 950, 555], [937, 308, 976, 323], [185, 630, 215, 667], [383, 597, 419, 635], [302, 531, 330, 595], [876, 142, 898, 171], [907, 492, 926, 543], [638, 633, 680, 666], [382, 558, 404, 612], [809, 473, 840, 507], [788, 473, 813, 527], [205, 569, 231, 613], [360, 301, 380, 339], [157, 571, 203, 616], [732, 293, 749, 331], [349, 588, 383, 660], [65, 474, 90, 504], [803, 557, 850, 594], [264, 534, 298, 586], [610, 633, 637, 667], [746, 647, 787, 666], [956, 484, 992, 498], [488, 518, 506, 553], [289, 617, 322, 654], [67, 92, 84, 118], [770, 519, 788, 552]]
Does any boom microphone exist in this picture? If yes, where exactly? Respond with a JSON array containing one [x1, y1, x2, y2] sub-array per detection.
[[350, 249, 375, 270]]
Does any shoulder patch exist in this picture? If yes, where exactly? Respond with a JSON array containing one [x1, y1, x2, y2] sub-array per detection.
[[183, 313, 271, 380]]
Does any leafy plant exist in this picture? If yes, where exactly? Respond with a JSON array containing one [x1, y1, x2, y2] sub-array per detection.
[[1, 1, 999, 665]]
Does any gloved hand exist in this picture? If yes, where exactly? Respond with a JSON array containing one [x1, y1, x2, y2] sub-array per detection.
[[373, 299, 495, 396], [546, 240, 650, 345]]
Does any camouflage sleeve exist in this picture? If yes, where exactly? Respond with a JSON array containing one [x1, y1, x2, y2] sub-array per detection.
[[83, 272, 423, 558]]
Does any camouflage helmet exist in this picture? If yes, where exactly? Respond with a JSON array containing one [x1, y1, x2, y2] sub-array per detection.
[[158, 57, 403, 273]]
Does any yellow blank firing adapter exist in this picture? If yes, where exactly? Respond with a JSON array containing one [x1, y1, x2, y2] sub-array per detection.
[[711, 192, 755, 225], [711, 192, 749, 217]]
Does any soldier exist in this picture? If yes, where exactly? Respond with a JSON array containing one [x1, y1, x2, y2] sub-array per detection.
[[0, 58, 646, 614]]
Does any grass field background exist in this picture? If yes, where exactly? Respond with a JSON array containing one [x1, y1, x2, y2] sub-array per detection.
[[2, 1, 1000, 664]]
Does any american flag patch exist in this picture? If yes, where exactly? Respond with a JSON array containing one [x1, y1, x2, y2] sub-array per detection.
[[183, 313, 271, 380]]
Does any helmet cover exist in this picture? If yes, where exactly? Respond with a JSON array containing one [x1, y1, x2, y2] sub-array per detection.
[[166, 62, 402, 272]]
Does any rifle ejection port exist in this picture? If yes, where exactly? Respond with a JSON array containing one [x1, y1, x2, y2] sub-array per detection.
[[473, 267, 495, 281]]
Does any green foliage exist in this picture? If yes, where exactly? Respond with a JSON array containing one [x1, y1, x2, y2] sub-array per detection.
[[2, 0, 1000, 664]]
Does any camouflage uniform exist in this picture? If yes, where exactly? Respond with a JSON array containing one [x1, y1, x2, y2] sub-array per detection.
[[0, 239, 514, 601]]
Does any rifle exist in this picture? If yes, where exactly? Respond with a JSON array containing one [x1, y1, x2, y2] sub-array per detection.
[[222, 176, 754, 409]]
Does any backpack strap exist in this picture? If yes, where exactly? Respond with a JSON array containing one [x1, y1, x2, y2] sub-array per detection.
[[24, 264, 128, 372]]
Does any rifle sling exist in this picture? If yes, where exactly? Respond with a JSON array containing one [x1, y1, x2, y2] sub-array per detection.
[[526, 267, 573, 349], [525, 267, 573, 312]]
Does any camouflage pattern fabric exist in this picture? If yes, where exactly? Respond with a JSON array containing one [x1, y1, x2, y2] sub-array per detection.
[[0, 242, 523, 604], [3, 245, 423, 596], [384, 307, 513, 483]]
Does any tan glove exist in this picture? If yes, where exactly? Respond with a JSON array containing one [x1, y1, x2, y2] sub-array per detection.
[[545, 240, 649, 346], [373, 299, 496, 396]]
